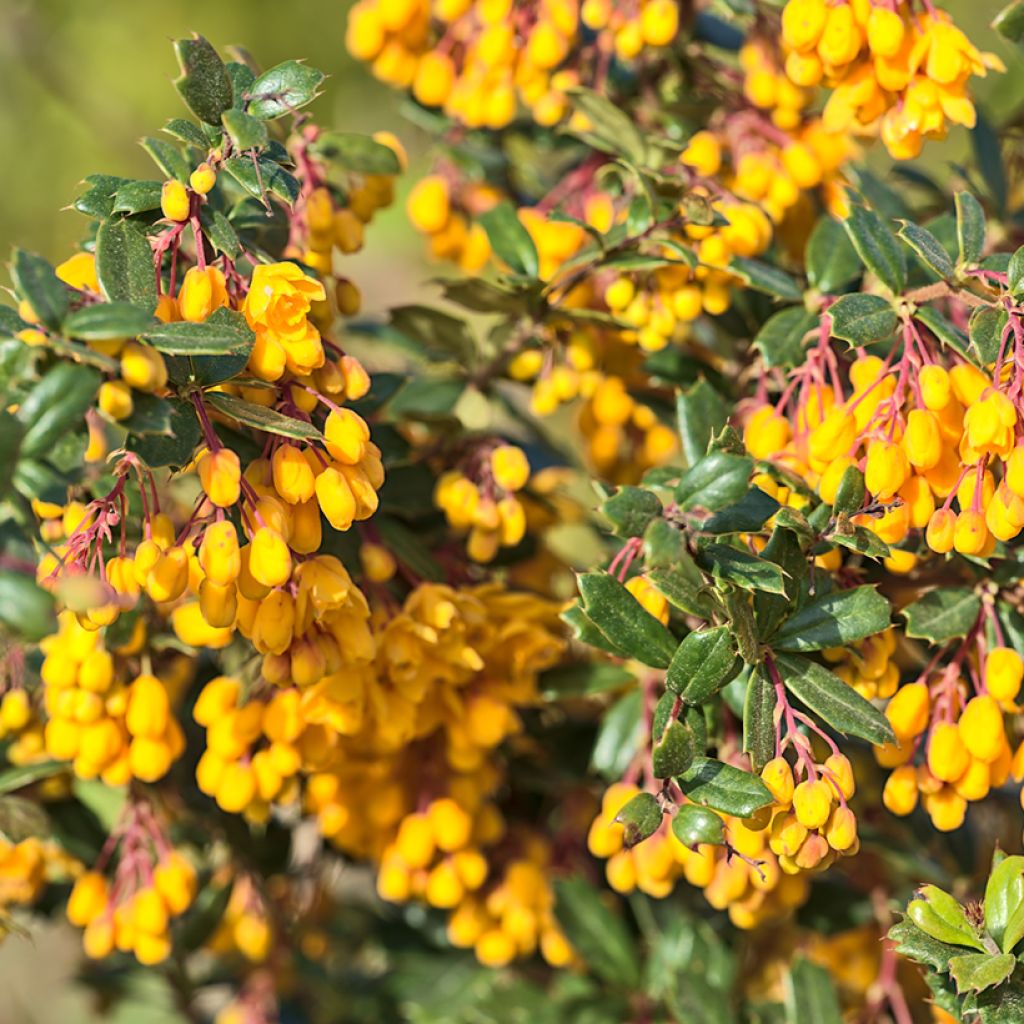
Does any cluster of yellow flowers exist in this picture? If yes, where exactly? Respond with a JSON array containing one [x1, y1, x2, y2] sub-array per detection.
[[208, 875, 275, 964], [825, 627, 900, 701], [66, 805, 196, 965], [878, 646, 1024, 831], [346, 0, 679, 130], [746, 354, 1024, 562], [0, 837, 77, 935], [780, 0, 1004, 157], [434, 443, 530, 562]]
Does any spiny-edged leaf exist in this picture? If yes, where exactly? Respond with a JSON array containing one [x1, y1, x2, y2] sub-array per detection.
[[140, 136, 189, 182], [969, 306, 1008, 367], [246, 59, 325, 119], [112, 179, 163, 215], [753, 306, 815, 370], [128, 399, 202, 469], [676, 452, 752, 511], [174, 34, 233, 125], [914, 305, 970, 361], [222, 155, 300, 206], [985, 854, 1024, 950], [902, 587, 981, 645], [676, 378, 728, 467], [478, 202, 539, 279], [64, 302, 155, 340], [141, 306, 254, 356], [898, 221, 954, 279], [772, 586, 890, 652], [994, 0, 1024, 39], [743, 666, 777, 773], [728, 258, 802, 301], [949, 953, 1016, 994], [561, 602, 631, 660], [665, 626, 741, 704], [785, 957, 842, 1024], [565, 87, 646, 166], [702, 487, 780, 534], [309, 131, 401, 174], [614, 792, 663, 847], [647, 563, 718, 619], [888, 917, 965, 972], [0, 572, 57, 641], [200, 208, 242, 259], [11, 249, 68, 330], [955, 191, 987, 265], [16, 362, 100, 458], [829, 524, 890, 559], [806, 216, 861, 293], [221, 108, 269, 152], [166, 351, 251, 388], [698, 543, 787, 595], [676, 757, 773, 817], [591, 690, 643, 780], [95, 218, 158, 311], [205, 391, 322, 440], [601, 485, 663, 538], [774, 653, 895, 745], [833, 465, 866, 516], [754, 526, 806, 640], [829, 293, 897, 345], [162, 117, 209, 148], [0, 760, 64, 796], [972, 971, 1024, 1023], [843, 202, 907, 295], [554, 877, 641, 988], [652, 718, 696, 777], [122, 394, 175, 436], [578, 572, 677, 669]]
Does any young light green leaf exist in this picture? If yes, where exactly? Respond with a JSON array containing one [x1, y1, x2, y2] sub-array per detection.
[[949, 953, 1015, 995], [772, 586, 890, 652], [774, 652, 895, 745], [985, 854, 1024, 950]]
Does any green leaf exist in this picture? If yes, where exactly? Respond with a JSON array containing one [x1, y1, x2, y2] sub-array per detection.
[[578, 572, 677, 669], [591, 689, 643, 779], [833, 465, 866, 516], [95, 218, 158, 311], [221, 108, 269, 152], [969, 306, 1008, 367], [16, 362, 100, 458], [752, 307, 815, 370], [0, 305, 30, 338], [676, 757, 773, 817], [676, 378, 729, 467], [889, 917, 965, 972], [64, 302, 155, 340], [902, 587, 981, 645], [994, 0, 1024, 39], [204, 391, 322, 440], [774, 653, 895, 745], [670, 804, 725, 848], [554, 877, 642, 988], [565, 87, 646, 166], [0, 572, 57, 641], [141, 306, 254, 355], [898, 221, 955, 279], [647, 563, 718, 619], [702, 487, 780, 534], [200, 208, 242, 259], [112, 179, 164, 215], [955, 191, 987, 266], [1008, 246, 1024, 300], [140, 136, 189, 182], [478, 202, 539, 279], [389, 304, 476, 363], [754, 526, 805, 640], [309, 131, 401, 174], [128, 399, 202, 468], [162, 117, 209, 148], [223, 155, 300, 206], [652, 719, 696, 777], [386, 376, 466, 418], [174, 34, 233, 125], [698, 544, 787, 595], [843, 203, 907, 295], [539, 662, 634, 699], [0, 760, 64, 796], [773, 586, 889, 652], [728, 258, 802, 302], [910, 886, 987, 951], [676, 453, 752, 511], [11, 249, 68, 329], [743, 666, 777, 773], [122, 394, 175, 436], [602, 486, 663, 538], [1001, 900, 1024, 955], [614, 792, 664, 847], [985, 854, 1024, 950], [828, 293, 897, 345], [374, 516, 444, 583], [950, 954, 1016, 994], [0, 410, 23, 500], [246, 59, 325, 119], [665, 626, 741, 704], [785, 957, 842, 1024], [914, 305, 970, 361], [806, 217, 860, 293]]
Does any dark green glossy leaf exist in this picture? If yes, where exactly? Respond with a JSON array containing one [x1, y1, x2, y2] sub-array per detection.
[[309, 131, 401, 174], [902, 587, 981, 645], [955, 191, 987, 265], [615, 792, 663, 847], [728, 257, 801, 301], [140, 136, 189, 182], [843, 203, 907, 295], [112, 180, 163, 215], [0, 572, 57, 641], [246, 59, 325, 119], [223, 155, 300, 207], [64, 302, 155, 340], [665, 625, 740, 704], [806, 217, 860, 293], [828, 293, 897, 345], [554, 877, 641, 988], [969, 306, 1008, 367], [578, 572, 677, 668], [773, 586, 890, 652], [752, 306, 815, 370], [141, 306, 254, 356], [11, 249, 68, 330], [205, 391, 322, 440], [602, 486, 663, 538], [16, 362, 100, 458], [702, 487, 780, 534], [676, 453, 752, 511], [652, 718, 696, 778], [222, 108, 269, 152], [698, 544, 787, 594], [95, 218, 158, 311], [671, 804, 725, 848], [676, 757, 773, 817], [743, 666, 776, 773], [174, 34, 233, 125], [785, 957, 842, 1024]]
